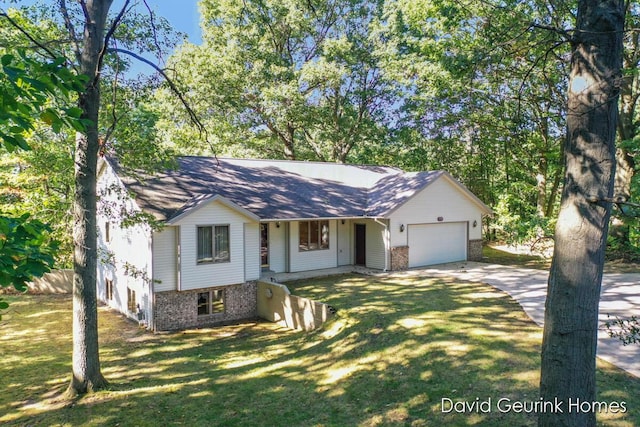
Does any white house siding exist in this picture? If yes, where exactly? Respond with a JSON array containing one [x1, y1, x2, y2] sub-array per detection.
[[96, 162, 153, 324], [268, 222, 287, 273], [152, 227, 177, 292], [389, 177, 484, 248], [289, 220, 339, 272], [244, 222, 260, 281], [337, 219, 351, 266], [174, 200, 257, 291]]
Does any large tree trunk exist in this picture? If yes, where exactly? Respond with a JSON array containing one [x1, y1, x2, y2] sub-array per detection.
[[539, 2, 624, 426], [67, 0, 113, 396]]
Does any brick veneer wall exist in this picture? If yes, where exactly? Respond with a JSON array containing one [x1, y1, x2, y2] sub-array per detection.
[[468, 239, 483, 261], [154, 281, 257, 331], [390, 246, 409, 271]]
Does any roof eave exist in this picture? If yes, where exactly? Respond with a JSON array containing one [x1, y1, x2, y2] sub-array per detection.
[[166, 194, 261, 224]]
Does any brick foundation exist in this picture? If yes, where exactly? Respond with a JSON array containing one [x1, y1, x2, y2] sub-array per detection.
[[468, 239, 483, 261], [154, 281, 257, 331], [390, 246, 409, 271]]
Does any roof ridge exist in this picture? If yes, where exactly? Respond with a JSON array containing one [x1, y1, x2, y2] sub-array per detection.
[[176, 155, 404, 171]]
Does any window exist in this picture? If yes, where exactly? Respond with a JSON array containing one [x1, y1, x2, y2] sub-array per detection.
[[127, 287, 136, 312], [299, 220, 329, 251], [105, 221, 111, 242], [106, 279, 113, 301], [197, 290, 224, 315], [197, 225, 230, 263]]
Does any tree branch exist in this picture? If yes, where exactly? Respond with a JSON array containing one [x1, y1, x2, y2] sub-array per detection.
[[531, 23, 574, 42], [107, 47, 210, 147], [98, 0, 130, 82], [0, 10, 59, 60], [142, 0, 165, 64], [58, 0, 81, 65]]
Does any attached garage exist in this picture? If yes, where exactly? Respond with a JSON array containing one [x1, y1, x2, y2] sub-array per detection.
[[408, 222, 467, 267]]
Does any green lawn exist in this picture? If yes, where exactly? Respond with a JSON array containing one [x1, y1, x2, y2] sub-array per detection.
[[1, 274, 638, 426], [482, 245, 551, 270], [483, 244, 640, 273]]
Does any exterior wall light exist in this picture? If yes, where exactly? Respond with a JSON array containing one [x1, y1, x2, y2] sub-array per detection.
[[400, 224, 405, 232], [473, 220, 478, 228]]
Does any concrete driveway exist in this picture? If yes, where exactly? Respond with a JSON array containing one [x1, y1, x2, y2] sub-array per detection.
[[395, 262, 640, 378]]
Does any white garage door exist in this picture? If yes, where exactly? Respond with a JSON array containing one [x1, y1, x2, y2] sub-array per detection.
[[408, 222, 467, 267]]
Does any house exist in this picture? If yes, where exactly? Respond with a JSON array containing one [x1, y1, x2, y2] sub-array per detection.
[[96, 156, 492, 331]]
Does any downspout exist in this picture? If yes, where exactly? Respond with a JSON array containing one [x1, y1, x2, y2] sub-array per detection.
[[373, 218, 389, 272]]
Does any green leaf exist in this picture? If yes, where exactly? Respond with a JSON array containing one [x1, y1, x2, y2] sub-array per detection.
[[1, 54, 14, 67], [40, 109, 58, 125], [65, 107, 83, 118], [52, 119, 63, 134]]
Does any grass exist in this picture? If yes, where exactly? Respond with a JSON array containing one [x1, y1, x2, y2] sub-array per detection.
[[483, 244, 640, 273], [1, 274, 639, 426], [482, 245, 551, 270]]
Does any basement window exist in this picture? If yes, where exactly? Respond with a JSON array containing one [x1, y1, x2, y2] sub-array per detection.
[[197, 289, 225, 316], [127, 287, 136, 312], [106, 279, 114, 301]]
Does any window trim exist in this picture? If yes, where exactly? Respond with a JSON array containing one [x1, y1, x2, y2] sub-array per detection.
[[196, 224, 231, 264], [298, 220, 330, 252]]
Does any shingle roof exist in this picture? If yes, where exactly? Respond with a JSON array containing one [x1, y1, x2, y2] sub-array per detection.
[[107, 156, 482, 222]]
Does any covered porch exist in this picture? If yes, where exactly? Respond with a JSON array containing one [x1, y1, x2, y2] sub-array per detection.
[[260, 265, 377, 283], [259, 218, 389, 275]]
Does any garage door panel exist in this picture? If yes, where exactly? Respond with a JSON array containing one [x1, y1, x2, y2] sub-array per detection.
[[408, 223, 467, 267]]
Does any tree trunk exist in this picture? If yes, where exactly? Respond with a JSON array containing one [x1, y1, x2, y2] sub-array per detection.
[[609, 148, 634, 246], [611, 22, 639, 247], [539, 2, 624, 426], [536, 166, 547, 218], [536, 116, 549, 218], [67, 0, 113, 396], [544, 158, 563, 219]]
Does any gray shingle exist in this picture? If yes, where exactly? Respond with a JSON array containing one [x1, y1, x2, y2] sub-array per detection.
[[108, 156, 450, 222]]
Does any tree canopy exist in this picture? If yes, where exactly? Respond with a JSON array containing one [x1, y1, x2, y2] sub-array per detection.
[[157, 0, 400, 162], [153, 0, 585, 246], [0, 13, 88, 317], [2, 3, 640, 419]]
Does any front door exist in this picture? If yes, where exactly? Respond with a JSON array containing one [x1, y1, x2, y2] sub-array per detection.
[[355, 224, 366, 266], [260, 223, 269, 269]]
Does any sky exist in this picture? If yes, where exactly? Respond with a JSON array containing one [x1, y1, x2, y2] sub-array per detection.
[[127, 0, 203, 74], [6, 0, 203, 74], [141, 0, 202, 45], [5, 1, 203, 43]]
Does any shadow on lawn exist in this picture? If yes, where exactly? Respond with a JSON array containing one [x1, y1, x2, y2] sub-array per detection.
[[1, 275, 638, 427]]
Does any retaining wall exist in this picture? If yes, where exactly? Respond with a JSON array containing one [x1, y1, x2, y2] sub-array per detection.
[[257, 281, 333, 331], [27, 269, 73, 294]]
